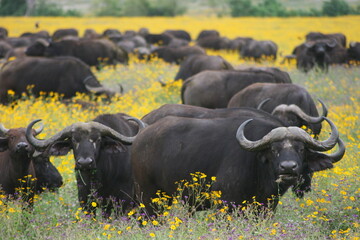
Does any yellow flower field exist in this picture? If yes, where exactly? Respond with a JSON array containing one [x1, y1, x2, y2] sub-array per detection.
[[0, 16, 359, 239]]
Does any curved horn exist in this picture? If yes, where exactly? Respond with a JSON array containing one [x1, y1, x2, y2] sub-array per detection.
[[26, 119, 73, 150], [236, 117, 339, 152], [326, 39, 337, 48], [124, 116, 147, 129], [304, 42, 315, 48], [34, 122, 44, 136], [324, 138, 346, 163], [288, 117, 339, 151], [87, 122, 137, 144], [349, 41, 356, 48], [236, 119, 275, 151], [257, 98, 271, 110], [0, 124, 9, 134], [272, 99, 327, 124]]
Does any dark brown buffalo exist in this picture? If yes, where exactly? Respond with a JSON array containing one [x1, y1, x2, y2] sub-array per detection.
[[347, 41, 360, 63], [20, 30, 50, 39], [0, 56, 121, 104], [294, 39, 347, 72], [240, 39, 278, 61], [83, 29, 101, 39], [164, 30, 192, 41], [26, 114, 145, 218], [25, 38, 50, 56], [175, 54, 234, 81], [144, 33, 173, 46], [0, 27, 8, 38], [52, 28, 79, 41], [150, 45, 206, 64], [227, 83, 325, 136], [44, 39, 129, 69], [196, 36, 231, 50], [228, 37, 254, 51], [181, 69, 291, 108], [196, 30, 220, 41], [0, 41, 13, 58], [131, 110, 344, 216], [305, 32, 346, 47], [0, 124, 42, 206], [141, 104, 283, 125]]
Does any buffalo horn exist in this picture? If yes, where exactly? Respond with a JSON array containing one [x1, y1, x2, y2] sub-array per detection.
[[304, 41, 315, 48], [325, 138, 346, 163], [236, 117, 339, 152], [0, 124, 9, 134], [349, 41, 356, 48], [326, 39, 337, 48], [271, 99, 328, 123], [26, 119, 73, 150], [124, 116, 147, 129], [257, 98, 271, 110], [86, 121, 137, 144]]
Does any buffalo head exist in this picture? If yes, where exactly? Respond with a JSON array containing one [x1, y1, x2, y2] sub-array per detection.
[[236, 117, 345, 187], [0, 124, 43, 159], [26, 118, 145, 170]]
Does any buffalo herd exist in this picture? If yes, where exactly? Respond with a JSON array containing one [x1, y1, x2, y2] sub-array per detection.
[[0, 26, 353, 218]]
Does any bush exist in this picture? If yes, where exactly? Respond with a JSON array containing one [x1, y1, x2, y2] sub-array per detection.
[[322, 0, 351, 16], [0, 0, 26, 16], [33, 0, 81, 17]]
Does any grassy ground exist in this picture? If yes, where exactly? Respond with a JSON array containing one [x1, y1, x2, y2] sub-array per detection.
[[0, 17, 359, 239]]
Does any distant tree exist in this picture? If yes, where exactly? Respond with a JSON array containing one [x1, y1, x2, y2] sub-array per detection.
[[322, 0, 350, 16], [256, 0, 287, 16], [92, 0, 123, 16], [227, 0, 256, 17], [0, 0, 26, 16], [122, 0, 150, 16]]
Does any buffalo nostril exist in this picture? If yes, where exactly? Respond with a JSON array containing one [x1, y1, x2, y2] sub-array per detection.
[[16, 142, 28, 150], [280, 161, 298, 171], [77, 157, 93, 166]]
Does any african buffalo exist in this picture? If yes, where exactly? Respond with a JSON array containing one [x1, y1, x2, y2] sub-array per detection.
[[25, 38, 50, 56], [0, 124, 42, 206], [150, 45, 206, 64], [305, 32, 346, 48], [294, 39, 347, 72], [0, 56, 121, 104], [144, 33, 173, 46], [141, 103, 323, 198], [0, 27, 8, 38], [43, 39, 129, 69], [240, 40, 278, 61], [164, 30, 192, 41], [227, 83, 325, 136], [32, 154, 63, 193], [142, 104, 283, 125], [181, 69, 291, 108], [175, 54, 234, 81], [131, 111, 344, 215], [228, 37, 254, 51], [0, 41, 13, 58], [52, 28, 79, 41], [196, 30, 220, 41], [26, 114, 146, 217], [196, 36, 231, 50], [347, 41, 360, 63]]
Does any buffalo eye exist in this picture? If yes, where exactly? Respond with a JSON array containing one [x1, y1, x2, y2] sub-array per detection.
[[271, 148, 279, 157]]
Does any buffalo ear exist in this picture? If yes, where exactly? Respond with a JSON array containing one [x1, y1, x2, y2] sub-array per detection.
[[102, 137, 127, 153], [48, 141, 72, 156], [0, 137, 9, 152], [306, 150, 334, 172]]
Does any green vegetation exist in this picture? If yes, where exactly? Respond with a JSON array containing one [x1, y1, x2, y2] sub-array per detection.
[[1, 0, 359, 17]]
